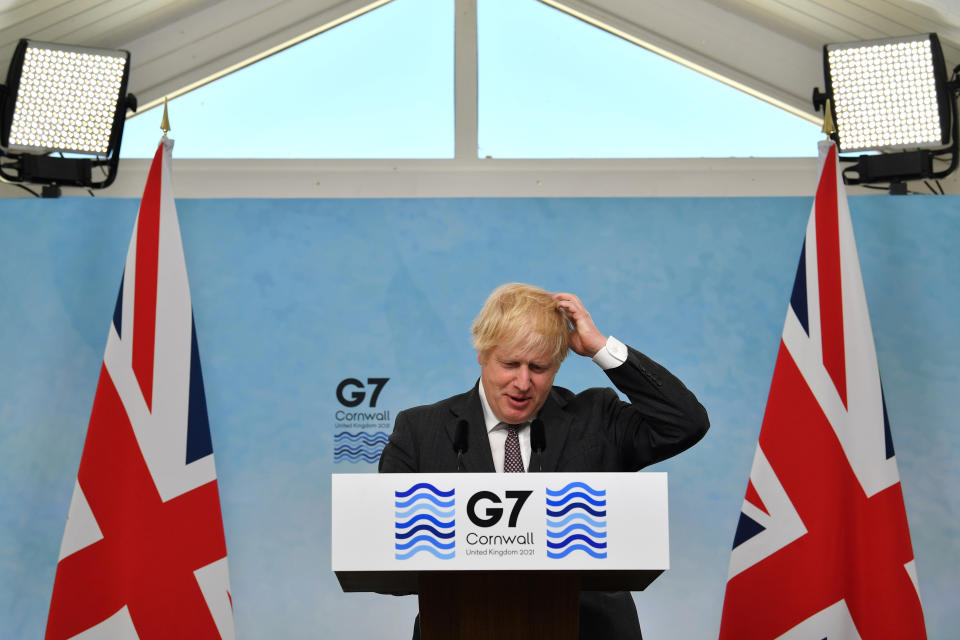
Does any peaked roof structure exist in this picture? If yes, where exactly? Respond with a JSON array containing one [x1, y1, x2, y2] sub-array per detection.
[[2, 0, 958, 122], [2, 0, 959, 198]]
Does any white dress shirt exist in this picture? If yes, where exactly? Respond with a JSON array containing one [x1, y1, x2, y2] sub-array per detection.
[[478, 335, 627, 472]]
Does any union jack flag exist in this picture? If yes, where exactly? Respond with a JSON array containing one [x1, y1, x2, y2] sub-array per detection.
[[718, 141, 926, 639], [44, 139, 236, 640]]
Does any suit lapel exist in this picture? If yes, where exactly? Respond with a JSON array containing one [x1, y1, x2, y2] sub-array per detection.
[[533, 389, 573, 472], [445, 382, 496, 472]]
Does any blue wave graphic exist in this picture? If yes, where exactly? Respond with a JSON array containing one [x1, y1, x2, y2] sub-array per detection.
[[333, 431, 388, 464], [333, 446, 383, 454], [395, 504, 455, 519], [546, 503, 606, 518], [546, 522, 607, 538], [547, 545, 608, 559], [334, 442, 388, 450], [395, 524, 456, 539], [546, 482, 607, 497], [395, 483, 455, 499], [333, 451, 382, 463], [334, 443, 386, 451], [395, 546, 456, 560], [395, 513, 456, 529], [334, 431, 389, 441], [394, 493, 455, 509], [546, 491, 607, 507], [333, 431, 390, 440], [547, 512, 606, 528], [334, 446, 386, 456], [334, 440, 388, 449], [395, 484, 455, 560], [394, 535, 456, 551], [546, 482, 607, 559], [546, 534, 607, 550]]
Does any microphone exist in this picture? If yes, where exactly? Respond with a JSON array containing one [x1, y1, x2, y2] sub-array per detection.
[[530, 418, 546, 472], [453, 419, 470, 471]]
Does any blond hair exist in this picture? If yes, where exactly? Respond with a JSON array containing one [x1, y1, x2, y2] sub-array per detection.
[[471, 283, 571, 367]]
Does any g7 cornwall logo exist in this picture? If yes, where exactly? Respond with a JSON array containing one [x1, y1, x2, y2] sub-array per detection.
[[546, 482, 607, 559], [394, 483, 455, 560]]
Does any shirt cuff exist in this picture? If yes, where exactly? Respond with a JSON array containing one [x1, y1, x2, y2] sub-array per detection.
[[591, 335, 627, 370]]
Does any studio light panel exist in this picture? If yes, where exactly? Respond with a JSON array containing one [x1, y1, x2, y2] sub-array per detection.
[[5, 42, 129, 155], [826, 35, 948, 153]]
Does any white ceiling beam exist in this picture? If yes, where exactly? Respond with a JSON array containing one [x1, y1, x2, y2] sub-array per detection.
[[723, 0, 960, 62], [454, 0, 479, 161], [3, 157, 955, 199], [0, 1, 219, 73]]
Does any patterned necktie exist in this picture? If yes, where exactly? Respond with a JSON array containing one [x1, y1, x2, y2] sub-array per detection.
[[503, 424, 524, 472]]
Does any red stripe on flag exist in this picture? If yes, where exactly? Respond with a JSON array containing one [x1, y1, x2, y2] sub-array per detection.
[[815, 145, 847, 407], [45, 364, 227, 640], [744, 479, 769, 516], [132, 144, 164, 411]]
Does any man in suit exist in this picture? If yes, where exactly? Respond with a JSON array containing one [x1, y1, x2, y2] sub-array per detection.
[[379, 283, 709, 639]]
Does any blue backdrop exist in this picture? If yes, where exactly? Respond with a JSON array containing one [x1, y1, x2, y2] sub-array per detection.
[[1, 195, 957, 638]]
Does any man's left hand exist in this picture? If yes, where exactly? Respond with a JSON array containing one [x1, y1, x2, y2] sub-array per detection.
[[552, 292, 608, 357]]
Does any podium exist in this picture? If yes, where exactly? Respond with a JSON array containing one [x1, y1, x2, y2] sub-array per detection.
[[332, 473, 669, 639]]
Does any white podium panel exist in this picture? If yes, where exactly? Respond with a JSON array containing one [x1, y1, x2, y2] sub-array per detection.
[[332, 472, 669, 593]]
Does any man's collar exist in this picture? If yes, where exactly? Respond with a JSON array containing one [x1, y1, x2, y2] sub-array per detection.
[[477, 378, 501, 433]]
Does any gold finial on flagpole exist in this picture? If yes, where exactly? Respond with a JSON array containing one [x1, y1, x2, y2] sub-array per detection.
[[160, 97, 171, 137], [821, 98, 836, 137]]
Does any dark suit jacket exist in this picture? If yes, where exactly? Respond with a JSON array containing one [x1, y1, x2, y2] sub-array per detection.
[[379, 346, 709, 639]]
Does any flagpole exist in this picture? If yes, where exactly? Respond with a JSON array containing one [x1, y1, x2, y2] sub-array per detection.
[[161, 97, 171, 138]]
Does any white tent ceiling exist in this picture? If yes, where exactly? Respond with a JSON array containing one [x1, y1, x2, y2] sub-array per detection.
[[1, 0, 959, 197], [2, 0, 958, 120]]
